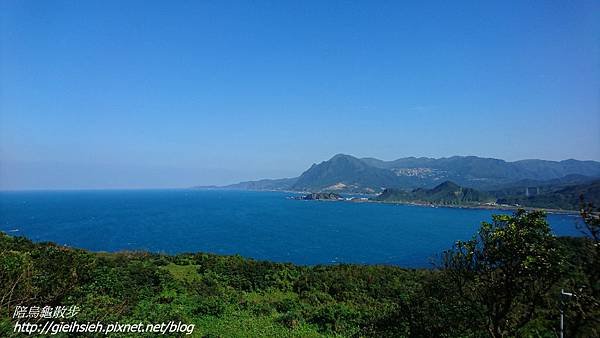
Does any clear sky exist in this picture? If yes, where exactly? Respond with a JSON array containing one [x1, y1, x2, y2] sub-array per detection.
[[1, 1, 599, 189]]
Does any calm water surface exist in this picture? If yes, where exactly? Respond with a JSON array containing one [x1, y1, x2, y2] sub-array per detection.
[[0, 190, 582, 267]]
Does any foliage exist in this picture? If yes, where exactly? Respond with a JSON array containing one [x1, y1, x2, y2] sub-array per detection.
[[560, 199, 600, 336], [496, 179, 600, 210], [441, 210, 564, 337], [0, 209, 598, 337], [376, 181, 495, 205]]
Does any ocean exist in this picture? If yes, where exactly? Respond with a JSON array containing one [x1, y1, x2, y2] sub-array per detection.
[[0, 189, 583, 267]]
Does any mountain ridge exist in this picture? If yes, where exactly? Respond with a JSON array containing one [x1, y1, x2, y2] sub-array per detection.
[[198, 154, 600, 193]]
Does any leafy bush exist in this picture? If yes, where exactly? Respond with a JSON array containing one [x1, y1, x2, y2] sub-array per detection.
[[1, 209, 598, 337]]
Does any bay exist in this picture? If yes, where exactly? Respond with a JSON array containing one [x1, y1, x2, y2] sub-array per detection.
[[0, 189, 582, 267]]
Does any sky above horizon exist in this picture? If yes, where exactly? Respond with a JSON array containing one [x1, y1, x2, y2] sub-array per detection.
[[1, 1, 599, 189]]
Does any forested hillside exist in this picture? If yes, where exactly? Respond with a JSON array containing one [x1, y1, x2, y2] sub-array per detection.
[[375, 181, 495, 205], [214, 154, 600, 193], [374, 179, 600, 210], [497, 180, 600, 210]]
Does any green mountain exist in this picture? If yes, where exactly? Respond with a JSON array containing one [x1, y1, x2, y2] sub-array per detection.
[[290, 154, 399, 193], [374, 179, 600, 210], [488, 174, 596, 198], [363, 156, 600, 189], [375, 181, 496, 205], [215, 177, 298, 191], [209, 154, 600, 193], [497, 179, 600, 210]]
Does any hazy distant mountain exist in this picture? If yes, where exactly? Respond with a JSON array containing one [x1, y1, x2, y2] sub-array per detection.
[[376, 178, 600, 210], [489, 174, 597, 198], [496, 179, 600, 210], [217, 177, 298, 191], [362, 155, 600, 189], [375, 181, 496, 205], [290, 154, 399, 193], [202, 154, 600, 193]]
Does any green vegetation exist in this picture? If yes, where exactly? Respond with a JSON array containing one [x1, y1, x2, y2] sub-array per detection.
[[1, 208, 598, 337], [375, 181, 495, 205], [374, 179, 600, 211], [496, 180, 600, 210], [218, 153, 600, 193]]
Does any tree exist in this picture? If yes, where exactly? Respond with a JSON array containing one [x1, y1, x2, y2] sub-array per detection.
[[579, 197, 600, 242], [563, 199, 600, 337], [442, 210, 564, 337]]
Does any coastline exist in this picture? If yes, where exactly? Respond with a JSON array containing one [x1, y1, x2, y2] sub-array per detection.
[[363, 199, 581, 215], [281, 190, 582, 215], [193, 187, 582, 215]]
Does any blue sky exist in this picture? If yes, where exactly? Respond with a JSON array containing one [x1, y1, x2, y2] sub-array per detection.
[[1, 1, 599, 189]]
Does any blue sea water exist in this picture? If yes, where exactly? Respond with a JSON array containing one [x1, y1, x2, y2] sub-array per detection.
[[0, 189, 584, 267]]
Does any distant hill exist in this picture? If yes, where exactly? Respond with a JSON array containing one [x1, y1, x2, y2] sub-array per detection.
[[375, 181, 496, 205], [201, 154, 600, 194], [362, 156, 600, 189], [488, 174, 597, 198], [217, 177, 298, 191], [289, 154, 399, 193], [497, 180, 600, 210], [374, 179, 600, 210]]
